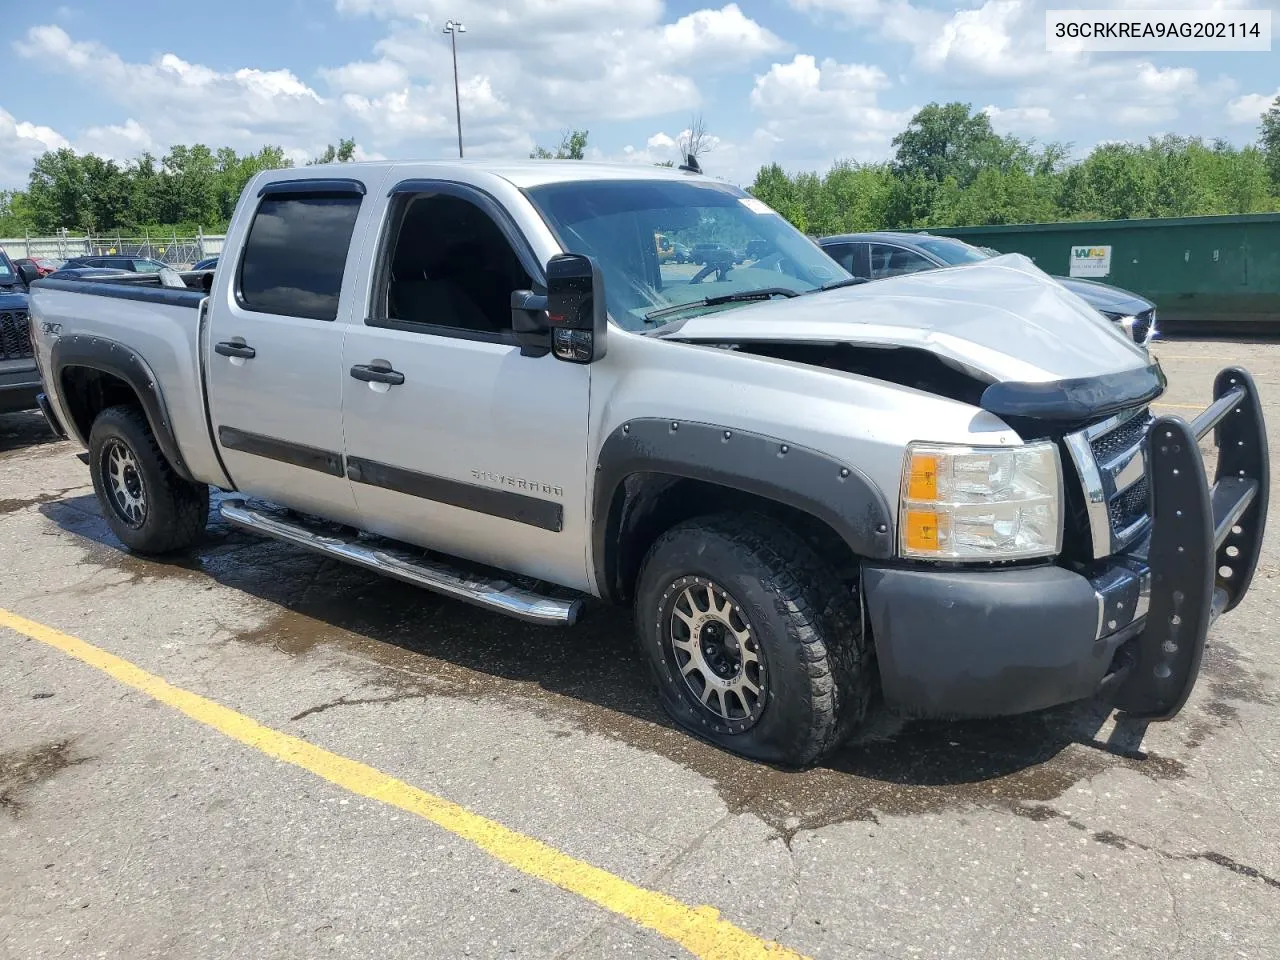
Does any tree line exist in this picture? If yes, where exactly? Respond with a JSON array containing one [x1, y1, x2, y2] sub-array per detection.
[[0, 139, 357, 237], [3, 98, 1279, 237], [750, 98, 1280, 236]]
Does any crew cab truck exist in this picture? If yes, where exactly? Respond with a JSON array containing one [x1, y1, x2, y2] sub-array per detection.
[[29, 161, 1269, 767]]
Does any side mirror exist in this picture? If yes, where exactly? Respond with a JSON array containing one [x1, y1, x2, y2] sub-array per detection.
[[17, 263, 40, 285], [545, 253, 607, 364], [510, 290, 551, 358]]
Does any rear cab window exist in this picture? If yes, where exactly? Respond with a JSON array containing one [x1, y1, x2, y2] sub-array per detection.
[[237, 187, 363, 322]]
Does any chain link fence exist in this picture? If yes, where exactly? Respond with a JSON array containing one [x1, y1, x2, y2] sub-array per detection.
[[0, 232, 226, 267]]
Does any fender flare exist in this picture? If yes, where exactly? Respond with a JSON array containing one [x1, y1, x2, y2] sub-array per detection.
[[51, 334, 193, 481], [591, 418, 895, 600]]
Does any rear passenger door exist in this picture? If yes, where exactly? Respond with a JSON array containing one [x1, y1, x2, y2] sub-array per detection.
[[205, 178, 370, 524]]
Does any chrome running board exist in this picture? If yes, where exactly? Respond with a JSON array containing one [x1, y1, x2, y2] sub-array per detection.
[[219, 500, 583, 626]]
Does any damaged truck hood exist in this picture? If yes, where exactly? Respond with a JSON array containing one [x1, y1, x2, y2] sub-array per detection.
[[664, 255, 1163, 420]]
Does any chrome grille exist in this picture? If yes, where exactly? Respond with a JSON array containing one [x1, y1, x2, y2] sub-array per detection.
[[1091, 411, 1149, 464], [1108, 474, 1150, 533], [1065, 407, 1153, 558], [0, 308, 32, 360]]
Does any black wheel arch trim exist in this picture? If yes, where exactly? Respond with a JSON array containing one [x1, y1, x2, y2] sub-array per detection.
[[592, 418, 894, 602], [50, 334, 194, 481]]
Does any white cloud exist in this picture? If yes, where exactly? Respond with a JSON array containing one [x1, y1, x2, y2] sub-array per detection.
[[982, 104, 1056, 135], [1226, 89, 1279, 125], [658, 4, 785, 61], [18, 25, 331, 148], [77, 118, 155, 159], [4, 5, 784, 187], [749, 55, 910, 166], [0, 108, 70, 187], [356, 3, 784, 124], [916, 0, 1079, 79], [319, 59, 409, 95], [1007, 61, 1206, 130], [789, 0, 1276, 87], [335, 0, 665, 33]]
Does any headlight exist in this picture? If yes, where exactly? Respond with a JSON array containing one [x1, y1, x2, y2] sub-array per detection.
[[899, 442, 1062, 561]]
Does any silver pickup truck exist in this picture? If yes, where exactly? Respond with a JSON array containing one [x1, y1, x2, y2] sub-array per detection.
[[28, 161, 1269, 767]]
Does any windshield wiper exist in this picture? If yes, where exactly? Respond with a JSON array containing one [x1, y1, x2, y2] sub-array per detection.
[[643, 287, 799, 323], [811, 277, 870, 293]]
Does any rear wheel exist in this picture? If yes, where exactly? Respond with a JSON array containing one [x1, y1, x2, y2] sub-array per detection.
[[88, 405, 209, 554], [634, 512, 870, 767]]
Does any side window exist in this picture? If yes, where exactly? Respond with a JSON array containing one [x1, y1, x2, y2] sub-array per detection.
[[376, 193, 532, 336], [239, 193, 362, 321], [133, 259, 164, 274], [869, 244, 935, 279], [823, 243, 856, 275]]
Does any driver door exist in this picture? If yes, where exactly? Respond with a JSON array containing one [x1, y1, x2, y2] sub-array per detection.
[[339, 181, 593, 590]]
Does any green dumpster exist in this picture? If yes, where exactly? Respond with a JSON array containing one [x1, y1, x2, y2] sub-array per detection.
[[928, 213, 1280, 328]]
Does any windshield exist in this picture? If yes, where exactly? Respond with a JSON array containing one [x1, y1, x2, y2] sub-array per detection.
[[525, 179, 849, 331], [914, 237, 993, 266]]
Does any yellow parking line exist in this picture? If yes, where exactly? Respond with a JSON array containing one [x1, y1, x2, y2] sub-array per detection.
[[1151, 401, 1207, 411], [0, 607, 805, 960]]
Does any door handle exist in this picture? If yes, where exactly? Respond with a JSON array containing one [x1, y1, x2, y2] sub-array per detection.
[[350, 361, 405, 386], [215, 339, 256, 359]]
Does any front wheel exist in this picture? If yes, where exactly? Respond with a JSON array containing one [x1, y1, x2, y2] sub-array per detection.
[[88, 405, 209, 554], [634, 512, 871, 767]]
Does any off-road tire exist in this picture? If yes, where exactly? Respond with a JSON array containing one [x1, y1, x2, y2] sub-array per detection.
[[634, 512, 871, 767], [88, 405, 209, 554]]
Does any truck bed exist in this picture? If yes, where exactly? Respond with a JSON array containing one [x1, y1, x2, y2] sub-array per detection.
[[29, 275, 230, 488]]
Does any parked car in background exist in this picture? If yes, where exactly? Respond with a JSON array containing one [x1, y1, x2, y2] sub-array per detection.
[[191, 256, 219, 271], [46, 266, 136, 281], [671, 243, 692, 264], [691, 241, 735, 265], [14, 257, 61, 278], [62, 255, 172, 274], [818, 232, 1159, 344], [0, 249, 38, 414]]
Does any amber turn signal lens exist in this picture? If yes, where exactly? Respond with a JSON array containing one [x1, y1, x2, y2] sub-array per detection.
[[904, 508, 942, 553], [907, 453, 939, 501]]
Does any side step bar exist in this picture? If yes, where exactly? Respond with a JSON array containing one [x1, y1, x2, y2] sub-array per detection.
[[219, 500, 583, 626]]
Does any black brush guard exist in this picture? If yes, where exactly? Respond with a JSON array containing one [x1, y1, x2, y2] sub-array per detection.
[[1114, 366, 1270, 719]]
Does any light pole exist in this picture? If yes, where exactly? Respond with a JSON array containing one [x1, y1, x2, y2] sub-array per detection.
[[442, 19, 466, 158]]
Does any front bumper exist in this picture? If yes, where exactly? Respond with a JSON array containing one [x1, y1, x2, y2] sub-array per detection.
[[865, 365, 1268, 720]]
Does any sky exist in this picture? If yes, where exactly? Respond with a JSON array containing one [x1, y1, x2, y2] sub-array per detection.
[[0, 0, 1277, 190]]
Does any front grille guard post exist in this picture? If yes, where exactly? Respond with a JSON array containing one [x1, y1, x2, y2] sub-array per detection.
[[1114, 366, 1268, 719], [1208, 367, 1269, 613]]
